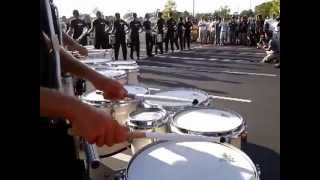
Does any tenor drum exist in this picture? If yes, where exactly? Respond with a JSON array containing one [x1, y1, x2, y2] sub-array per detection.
[[127, 107, 169, 154], [126, 141, 260, 180], [170, 107, 247, 149], [106, 60, 139, 85], [144, 88, 211, 113]]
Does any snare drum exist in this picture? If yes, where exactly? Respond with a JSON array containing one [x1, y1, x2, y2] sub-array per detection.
[[86, 69, 127, 92], [84, 45, 94, 50], [106, 61, 139, 85], [81, 85, 150, 125], [144, 88, 211, 112], [128, 107, 169, 154], [126, 141, 260, 180], [109, 34, 116, 45], [170, 107, 247, 149], [156, 33, 163, 43]]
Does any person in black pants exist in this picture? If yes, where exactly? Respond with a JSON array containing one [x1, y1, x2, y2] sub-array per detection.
[[177, 17, 184, 51], [68, 10, 88, 46], [143, 13, 154, 57], [87, 11, 109, 49], [184, 17, 192, 50], [112, 13, 129, 60], [129, 13, 142, 60], [155, 12, 165, 55], [166, 12, 177, 53]]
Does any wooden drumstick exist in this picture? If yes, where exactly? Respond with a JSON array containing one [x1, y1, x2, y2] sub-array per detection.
[[127, 131, 220, 142]]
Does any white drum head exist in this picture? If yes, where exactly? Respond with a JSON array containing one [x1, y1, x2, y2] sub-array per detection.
[[124, 85, 149, 95], [173, 108, 243, 133], [127, 141, 257, 180], [145, 89, 208, 107], [82, 91, 107, 103], [98, 70, 127, 80], [81, 58, 112, 64], [108, 65, 139, 71], [108, 60, 137, 66]]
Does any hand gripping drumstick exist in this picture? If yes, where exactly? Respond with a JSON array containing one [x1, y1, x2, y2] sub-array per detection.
[[127, 131, 220, 142], [128, 93, 199, 105]]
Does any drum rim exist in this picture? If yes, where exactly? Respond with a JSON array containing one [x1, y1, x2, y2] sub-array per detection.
[[127, 107, 169, 129], [126, 140, 259, 179], [123, 84, 150, 95], [144, 88, 210, 110], [98, 69, 128, 79], [171, 107, 245, 136]]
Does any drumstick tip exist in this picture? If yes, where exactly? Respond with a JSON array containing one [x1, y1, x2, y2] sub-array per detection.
[[192, 99, 199, 105]]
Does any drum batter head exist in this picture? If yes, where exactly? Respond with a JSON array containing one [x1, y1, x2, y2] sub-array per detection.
[[108, 60, 137, 66], [172, 108, 244, 135], [124, 85, 149, 95], [144, 88, 209, 109], [97, 69, 127, 80], [128, 107, 168, 129], [127, 141, 258, 180]]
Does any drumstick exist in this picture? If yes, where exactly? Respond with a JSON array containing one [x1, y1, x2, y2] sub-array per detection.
[[129, 93, 199, 105], [127, 131, 220, 142]]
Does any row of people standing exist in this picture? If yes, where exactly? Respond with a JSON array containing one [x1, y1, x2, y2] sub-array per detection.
[[61, 10, 195, 60], [197, 15, 279, 47]]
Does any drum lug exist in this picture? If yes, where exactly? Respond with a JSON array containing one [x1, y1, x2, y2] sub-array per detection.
[[105, 169, 127, 180]]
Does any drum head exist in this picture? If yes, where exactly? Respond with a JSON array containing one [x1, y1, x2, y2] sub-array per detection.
[[124, 85, 149, 95], [81, 58, 112, 64], [108, 60, 137, 66], [173, 108, 243, 133], [82, 91, 109, 104], [127, 141, 257, 180], [145, 89, 208, 107], [98, 70, 127, 79]]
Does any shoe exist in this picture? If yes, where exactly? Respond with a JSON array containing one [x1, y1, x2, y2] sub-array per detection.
[[130, 56, 134, 60], [274, 63, 280, 68]]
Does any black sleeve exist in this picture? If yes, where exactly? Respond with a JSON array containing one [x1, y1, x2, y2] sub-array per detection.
[[70, 20, 75, 29]]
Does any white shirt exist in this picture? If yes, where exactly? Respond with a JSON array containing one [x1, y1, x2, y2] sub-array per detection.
[[198, 20, 207, 31]]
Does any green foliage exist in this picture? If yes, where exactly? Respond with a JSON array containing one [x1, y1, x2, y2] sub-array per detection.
[[162, 0, 177, 20], [255, 0, 280, 18]]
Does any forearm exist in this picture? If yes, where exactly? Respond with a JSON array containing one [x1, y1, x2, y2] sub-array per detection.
[[40, 87, 86, 120], [63, 32, 82, 50]]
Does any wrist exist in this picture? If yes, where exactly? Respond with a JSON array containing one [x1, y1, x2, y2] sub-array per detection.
[[63, 96, 91, 121]]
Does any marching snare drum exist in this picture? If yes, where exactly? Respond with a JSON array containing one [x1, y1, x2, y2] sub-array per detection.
[[156, 33, 163, 43], [144, 88, 211, 112], [81, 85, 150, 126], [106, 61, 139, 85], [126, 141, 260, 180], [85, 69, 127, 92], [170, 107, 247, 149], [84, 45, 94, 50], [109, 34, 116, 45], [128, 107, 169, 154]]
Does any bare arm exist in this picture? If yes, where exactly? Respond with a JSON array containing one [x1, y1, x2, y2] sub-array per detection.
[[62, 32, 88, 56]]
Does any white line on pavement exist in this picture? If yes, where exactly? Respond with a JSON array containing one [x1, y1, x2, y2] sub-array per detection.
[[221, 70, 277, 77], [209, 95, 252, 103]]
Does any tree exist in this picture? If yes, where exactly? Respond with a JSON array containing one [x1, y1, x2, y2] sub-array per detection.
[[162, 0, 177, 20], [213, 6, 231, 18], [240, 9, 255, 17], [255, 0, 279, 18]]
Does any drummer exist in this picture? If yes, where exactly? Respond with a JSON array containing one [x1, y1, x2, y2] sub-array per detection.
[[87, 11, 110, 49], [129, 13, 143, 60], [143, 13, 154, 57], [67, 10, 88, 46], [40, 1, 128, 178], [111, 13, 129, 60]]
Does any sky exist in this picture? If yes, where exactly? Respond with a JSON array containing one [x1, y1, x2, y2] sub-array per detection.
[[54, 0, 270, 18]]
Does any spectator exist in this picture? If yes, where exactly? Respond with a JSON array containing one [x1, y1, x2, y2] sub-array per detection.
[[215, 17, 221, 45], [229, 16, 237, 45], [239, 16, 249, 45], [261, 31, 280, 66], [198, 17, 207, 44], [219, 18, 228, 46]]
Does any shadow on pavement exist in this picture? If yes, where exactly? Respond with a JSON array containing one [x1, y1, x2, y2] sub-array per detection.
[[242, 142, 280, 180]]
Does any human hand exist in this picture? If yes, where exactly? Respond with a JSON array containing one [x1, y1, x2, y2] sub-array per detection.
[[92, 75, 128, 101], [68, 104, 128, 147]]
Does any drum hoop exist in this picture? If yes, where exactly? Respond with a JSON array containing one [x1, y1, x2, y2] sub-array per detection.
[[128, 108, 169, 129], [171, 107, 245, 136], [144, 88, 210, 110], [126, 141, 259, 179]]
